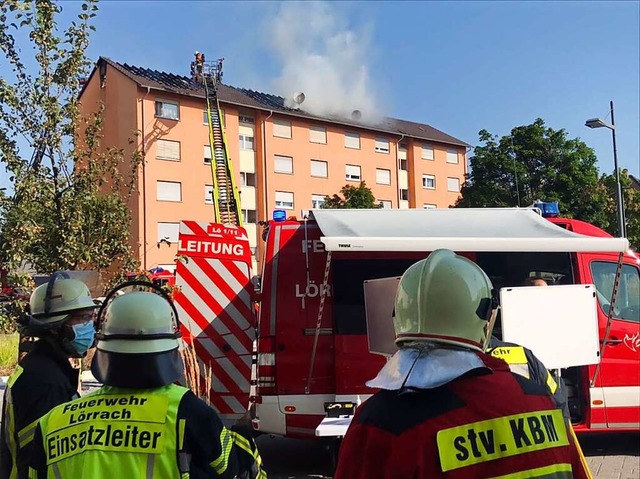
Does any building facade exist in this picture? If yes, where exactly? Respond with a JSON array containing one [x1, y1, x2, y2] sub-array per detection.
[[79, 57, 469, 272]]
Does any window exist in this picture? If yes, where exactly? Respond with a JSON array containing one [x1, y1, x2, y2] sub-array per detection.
[[203, 145, 212, 164], [447, 150, 459, 164], [274, 155, 293, 174], [423, 203, 437, 209], [399, 159, 408, 171], [311, 160, 328, 178], [155, 100, 179, 120], [242, 209, 257, 223], [309, 126, 327, 144], [239, 115, 255, 125], [345, 164, 361, 181], [380, 200, 392, 209], [157, 222, 179, 243], [240, 172, 256, 187], [376, 168, 391, 185], [312, 194, 325, 209], [375, 138, 390, 154], [156, 139, 181, 161], [590, 262, 640, 322], [273, 119, 292, 139], [422, 174, 436, 189], [422, 145, 434, 160], [345, 132, 360, 149], [205, 185, 214, 204], [275, 191, 294, 210], [239, 135, 254, 150], [447, 177, 460, 192], [157, 181, 182, 202], [400, 189, 409, 201]]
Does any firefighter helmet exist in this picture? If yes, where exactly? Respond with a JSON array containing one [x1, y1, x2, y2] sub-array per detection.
[[29, 274, 97, 326], [393, 249, 494, 351], [91, 283, 183, 388]]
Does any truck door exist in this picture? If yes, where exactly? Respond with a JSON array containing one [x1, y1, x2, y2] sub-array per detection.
[[584, 254, 640, 429]]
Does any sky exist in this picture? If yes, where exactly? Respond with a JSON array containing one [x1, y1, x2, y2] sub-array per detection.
[[1, 0, 639, 192]]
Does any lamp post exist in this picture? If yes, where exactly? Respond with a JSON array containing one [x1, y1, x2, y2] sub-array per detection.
[[585, 100, 626, 238]]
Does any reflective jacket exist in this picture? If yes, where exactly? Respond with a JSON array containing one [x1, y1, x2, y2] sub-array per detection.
[[487, 337, 570, 420], [0, 340, 79, 479], [334, 353, 589, 479], [27, 384, 266, 479]]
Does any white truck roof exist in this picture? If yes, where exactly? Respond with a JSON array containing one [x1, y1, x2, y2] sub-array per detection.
[[309, 208, 629, 253]]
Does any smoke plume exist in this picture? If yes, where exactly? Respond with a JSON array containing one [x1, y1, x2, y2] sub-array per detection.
[[268, 2, 380, 123]]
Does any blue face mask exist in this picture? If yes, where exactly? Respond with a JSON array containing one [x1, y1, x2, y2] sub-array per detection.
[[70, 321, 96, 355]]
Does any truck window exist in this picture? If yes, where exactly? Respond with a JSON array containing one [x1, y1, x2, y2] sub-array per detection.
[[590, 261, 640, 323], [332, 259, 418, 335]]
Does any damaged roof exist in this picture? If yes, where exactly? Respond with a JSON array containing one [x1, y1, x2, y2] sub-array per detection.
[[94, 57, 469, 147]]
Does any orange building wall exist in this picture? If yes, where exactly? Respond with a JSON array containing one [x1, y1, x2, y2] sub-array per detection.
[[88, 67, 467, 272]]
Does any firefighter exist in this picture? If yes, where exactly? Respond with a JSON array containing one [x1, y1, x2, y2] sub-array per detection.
[[1, 273, 99, 479], [334, 249, 590, 478], [26, 282, 266, 479]]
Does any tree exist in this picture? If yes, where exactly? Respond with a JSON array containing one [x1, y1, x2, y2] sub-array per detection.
[[599, 170, 640, 248], [322, 181, 382, 209], [455, 119, 606, 225], [0, 0, 142, 276]]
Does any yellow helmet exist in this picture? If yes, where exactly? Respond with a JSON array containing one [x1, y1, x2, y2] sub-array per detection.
[[393, 249, 494, 351]]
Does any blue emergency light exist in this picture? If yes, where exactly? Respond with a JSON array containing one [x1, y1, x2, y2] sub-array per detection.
[[534, 201, 560, 218], [273, 209, 287, 222]]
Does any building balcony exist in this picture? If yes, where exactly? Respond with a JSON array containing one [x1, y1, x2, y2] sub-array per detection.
[[240, 186, 256, 210], [243, 223, 257, 247], [399, 200, 409, 209], [239, 149, 255, 173], [398, 169, 408, 190]]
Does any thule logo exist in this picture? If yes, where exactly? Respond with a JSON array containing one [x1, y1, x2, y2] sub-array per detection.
[[338, 243, 351, 248]]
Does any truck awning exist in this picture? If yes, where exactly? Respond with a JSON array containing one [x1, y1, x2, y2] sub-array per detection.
[[309, 208, 630, 253]]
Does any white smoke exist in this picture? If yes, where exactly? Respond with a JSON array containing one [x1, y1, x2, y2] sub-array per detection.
[[268, 2, 380, 123]]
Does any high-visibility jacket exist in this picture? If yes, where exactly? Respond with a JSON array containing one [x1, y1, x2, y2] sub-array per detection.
[[334, 352, 589, 479], [0, 340, 79, 479], [487, 337, 570, 420], [26, 384, 266, 479]]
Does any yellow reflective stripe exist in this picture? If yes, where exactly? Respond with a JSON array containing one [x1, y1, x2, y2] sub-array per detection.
[[230, 430, 252, 454], [489, 346, 528, 365], [546, 371, 558, 394], [437, 409, 568, 472], [4, 388, 18, 479], [7, 366, 24, 388], [568, 423, 593, 479], [178, 419, 186, 450], [18, 417, 39, 448], [181, 474, 189, 479], [28, 467, 38, 479], [210, 427, 233, 474], [489, 463, 572, 479]]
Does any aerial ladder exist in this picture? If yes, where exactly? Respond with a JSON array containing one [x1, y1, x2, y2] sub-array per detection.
[[197, 56, 243, 226]]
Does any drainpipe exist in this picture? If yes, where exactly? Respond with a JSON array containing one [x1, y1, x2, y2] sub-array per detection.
[[141, 86, 151, 269], [262, 110, 273, 220], [396, 133, 405, 208]]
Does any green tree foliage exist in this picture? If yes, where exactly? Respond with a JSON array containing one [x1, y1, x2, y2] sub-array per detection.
[[0, 1, 143, 329], [599, 170, 640, 249], [322, 182, 382, 209]]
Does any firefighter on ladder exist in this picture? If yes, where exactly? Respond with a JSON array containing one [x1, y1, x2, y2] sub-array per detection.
[[26, 282, 266, 478], [334, 249, 590, 478], [0, 273, 99, 479]]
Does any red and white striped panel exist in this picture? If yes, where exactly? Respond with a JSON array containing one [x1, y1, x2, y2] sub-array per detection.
[[174, 221, 254, 417]]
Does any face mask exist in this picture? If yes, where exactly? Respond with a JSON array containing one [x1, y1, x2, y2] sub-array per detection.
[[70, 321, 96, 355]]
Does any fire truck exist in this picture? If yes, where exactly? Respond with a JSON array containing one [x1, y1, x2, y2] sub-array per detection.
[[175, 198, 639, 435], [171, 55, 638, 436]]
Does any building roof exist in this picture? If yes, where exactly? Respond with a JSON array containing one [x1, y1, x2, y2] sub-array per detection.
[[93, 57, 469, 148]]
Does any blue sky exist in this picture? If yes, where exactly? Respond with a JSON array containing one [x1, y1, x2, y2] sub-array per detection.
[[2, 0, 639, 192]]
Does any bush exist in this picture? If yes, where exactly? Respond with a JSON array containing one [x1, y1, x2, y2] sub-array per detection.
[[0, 334, 19, 376]]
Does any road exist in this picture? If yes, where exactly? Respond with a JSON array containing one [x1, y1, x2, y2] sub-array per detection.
[[2, 378, 637, 478]]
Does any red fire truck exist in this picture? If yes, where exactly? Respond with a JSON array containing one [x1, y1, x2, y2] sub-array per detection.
[[174, 206, 639, 437]]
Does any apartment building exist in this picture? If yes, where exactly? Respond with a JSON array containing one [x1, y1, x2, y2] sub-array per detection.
[[79, 57, 469, 272]]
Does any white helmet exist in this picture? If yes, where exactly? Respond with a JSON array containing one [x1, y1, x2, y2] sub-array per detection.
[[91, 282, 183, 388], [393, 249, 494, 351]]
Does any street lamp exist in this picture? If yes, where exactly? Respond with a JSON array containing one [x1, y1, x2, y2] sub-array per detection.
[[585, 100, 626, 238]]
